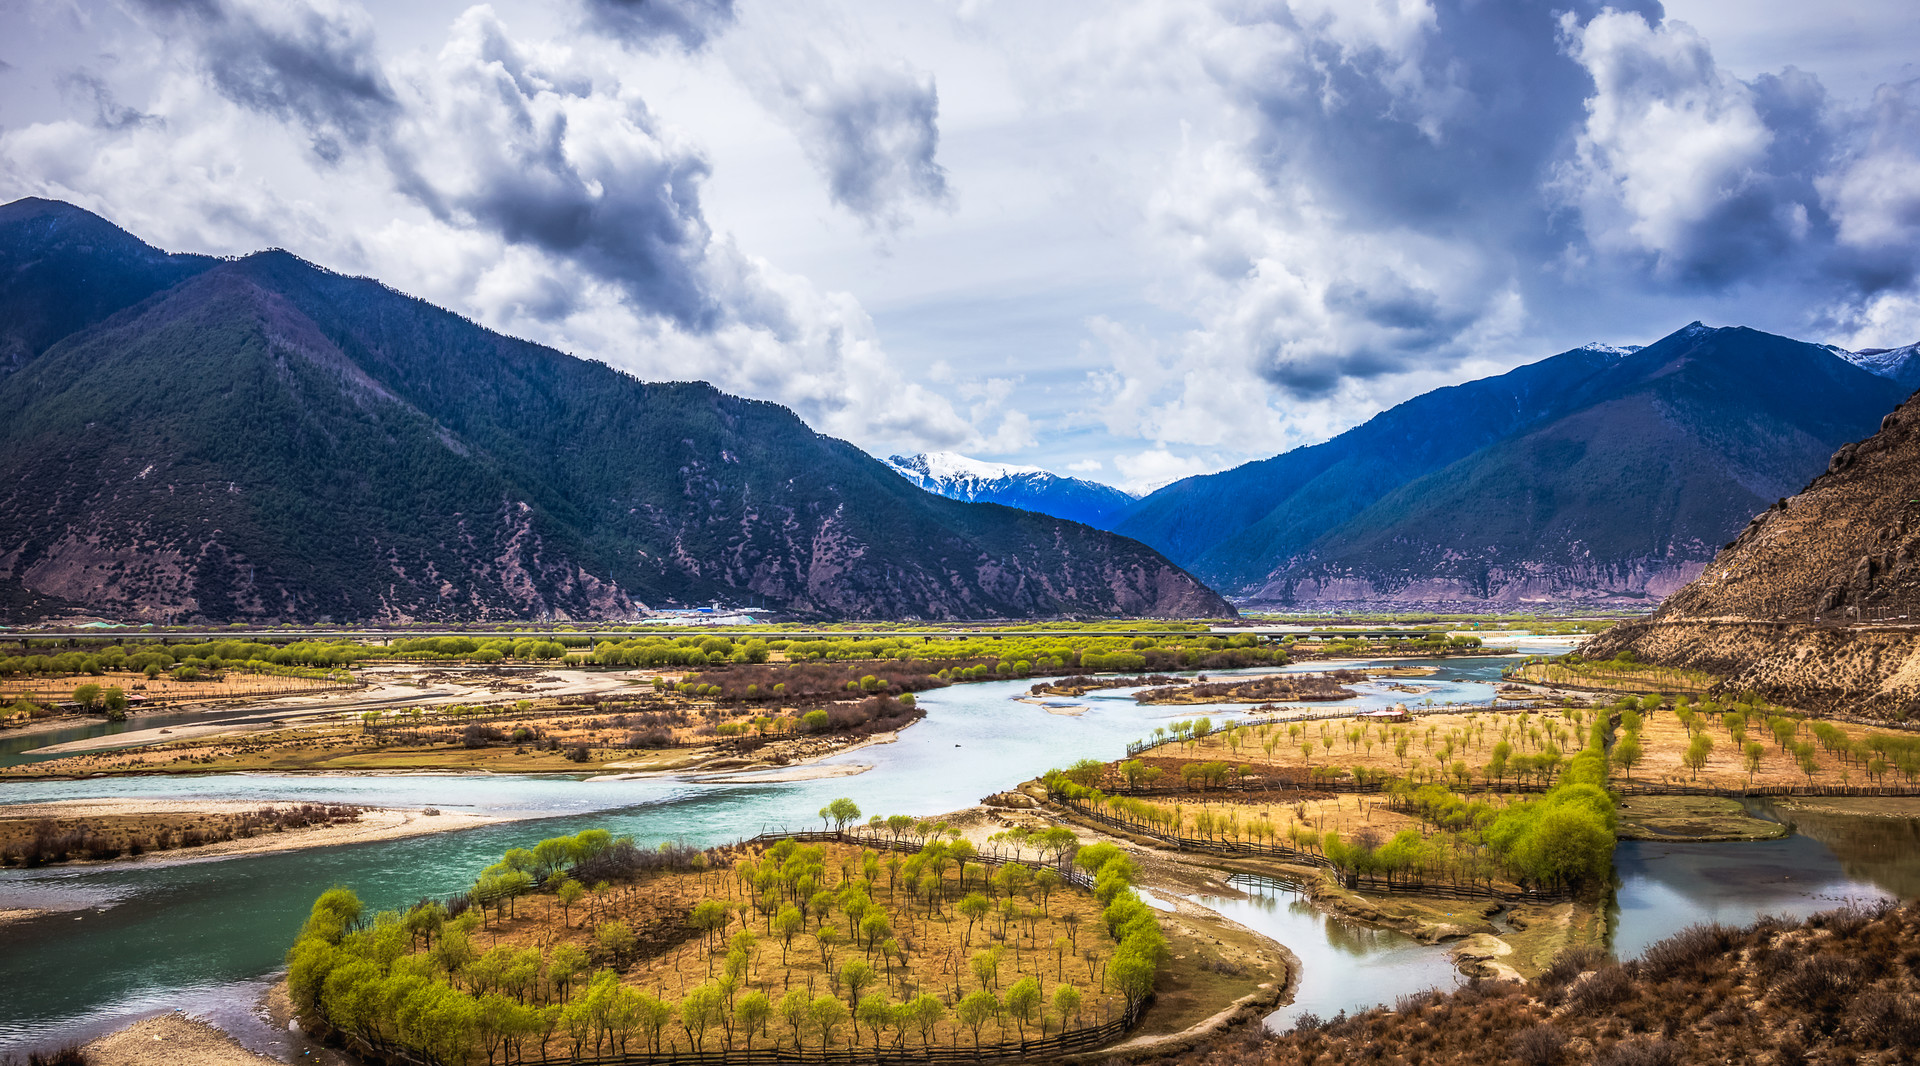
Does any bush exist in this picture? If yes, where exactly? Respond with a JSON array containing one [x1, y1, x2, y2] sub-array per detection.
[[1509, 1024, 1567, 1066]]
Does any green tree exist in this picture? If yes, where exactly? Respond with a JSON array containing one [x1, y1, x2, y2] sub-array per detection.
[[1743, 741, 1766, 786], [778, 987, 811, 1050], [1610, 734, 1643, 779], [1683, 733, 1715, 781], [907, 993, 945, 1047], [679, 982, 724, 1052], [838, 957, 877, 1010], [957, 989, 1000, 1048], [958, 892, 990, 946], [809, 994, 849, 1048], [72, 683, 102, 710], [856, 993, 894, 1048], [555, 879, 585, 927], [735, 990, 772, 1051], [1004, 975, 1042, 1039], [1052, 983, 1083, 1029]]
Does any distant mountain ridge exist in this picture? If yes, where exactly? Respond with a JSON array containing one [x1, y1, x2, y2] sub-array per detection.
[[885, 451, 1137, 527], [0, 198, 1232, 622], [1113, 324, 1913, 607]]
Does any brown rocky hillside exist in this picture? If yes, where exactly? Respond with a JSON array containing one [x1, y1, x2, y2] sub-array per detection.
[[1585, 390, 1920, 719]]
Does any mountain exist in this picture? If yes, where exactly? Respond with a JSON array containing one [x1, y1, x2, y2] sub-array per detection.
[[0, 197, 217, 374], [1583, 390, 1920, 719], [1115, 325, 1912, 607], [885, 452, 1137, 527], [0, 200, 1232, 623]]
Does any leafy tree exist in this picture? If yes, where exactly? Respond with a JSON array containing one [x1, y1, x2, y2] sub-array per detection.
[[838, 957, 877, 1010], [957, 989, 1000, 1047], [856, 993, 893, 1047], [778, 987, 811, 1049], [959, 892, 990, 945], [809, 994, 849, 1048], [1052, 983, 1083, 1029], [1610, 734, 1643, 779], [679, 982, 724, 1052], [1004, 975, 1042, 1038], [735, 990, 772, 1051]]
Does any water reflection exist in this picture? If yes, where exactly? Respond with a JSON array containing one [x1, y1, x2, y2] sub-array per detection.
[[1189, 875, 1462, 1031]]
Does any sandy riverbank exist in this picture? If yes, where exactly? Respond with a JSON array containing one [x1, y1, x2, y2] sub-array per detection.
[[0, 798, 500, 865], [83, 1013, 280, 1066]]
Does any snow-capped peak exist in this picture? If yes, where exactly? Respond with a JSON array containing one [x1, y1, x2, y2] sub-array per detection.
[[883, 451, 1139, 527], [1837, 341, 1920, 383], [1579, 342, 1643, 358], [889, 451, 1049, 483]]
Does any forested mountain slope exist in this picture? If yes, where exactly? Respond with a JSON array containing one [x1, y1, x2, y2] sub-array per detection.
[[1118, 325, 1909, 607], [0, 200, 1231, 623]]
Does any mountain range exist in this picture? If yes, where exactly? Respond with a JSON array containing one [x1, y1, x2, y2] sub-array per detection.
[[884, 452, 1137, 528], [0, 197, 1231, 623], [1585, 384, 1920, 719], [1109, 325, 1915, 607]]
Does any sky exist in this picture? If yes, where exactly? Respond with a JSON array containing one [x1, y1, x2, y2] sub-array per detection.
[[2, 0, 1918, 493]]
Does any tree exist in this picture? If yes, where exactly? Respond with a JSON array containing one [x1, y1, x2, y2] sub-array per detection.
[[677, 982, 724, 1051], [1052, 983, 1083, 1029], [1005, 975, 1042, 1039], [856, 993, 894, 1048], [778, 987, 811, 1049], [959, 892, 991, 945], [1743, 742, 1766, 786], [907, 993, 945, 1047], [72, 683, 102, 710], [1683, 733, 1714, 781], [823, 798, 862, 830], [774, 906, 805, 962], [839, 958, 877, 1011], [556, 879, 585, 927], [957, 989, 1000, 1047], [735, 991, 772, 1052], [1610, 735, 1643, 779], [810, 994, 849, 1048]]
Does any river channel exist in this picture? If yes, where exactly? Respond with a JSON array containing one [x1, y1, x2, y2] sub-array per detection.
[[0, 649, 1914, 1054]]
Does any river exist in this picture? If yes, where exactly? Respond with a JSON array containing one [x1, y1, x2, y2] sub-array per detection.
[[1, 648, 1913, 1052]]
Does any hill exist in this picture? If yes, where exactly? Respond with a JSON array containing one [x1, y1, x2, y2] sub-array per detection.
[[0, 200, 1231, 623], [885, 451, 1137, 527], [1584, 383, 1920, 719], [1116, 325, 1910, 607]]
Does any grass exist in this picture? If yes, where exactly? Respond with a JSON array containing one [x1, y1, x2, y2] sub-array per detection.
[[1614, 795, 1787, 841]]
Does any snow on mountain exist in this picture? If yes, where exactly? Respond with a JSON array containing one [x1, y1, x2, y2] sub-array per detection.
[[885, 451, 1138, 529], [1838, 342, 1920, 390]]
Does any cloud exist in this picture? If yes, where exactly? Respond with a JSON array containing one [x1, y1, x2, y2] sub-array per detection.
[[382, 10, 718, 327], [131, 0, 396, 163], [779, 59, 949, 228], [54, 71, 159, 131], [1065, 458, 1104, 473], [579, 0, 736, 52], [1558, 9, 1827, 287], [1112, 447, 1222, 495]]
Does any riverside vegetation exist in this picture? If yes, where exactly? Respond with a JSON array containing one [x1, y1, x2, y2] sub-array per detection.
[[287, 803, 1172, 1064]]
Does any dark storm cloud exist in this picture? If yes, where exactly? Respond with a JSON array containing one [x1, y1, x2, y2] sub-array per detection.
[[1194, 0, 1920, 397], [579, 0, 736, 52], [793, 65, 948, 227], [131, 0, 396, 163], [126, 0, 719, 327], [383, 12, 720, 328]]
